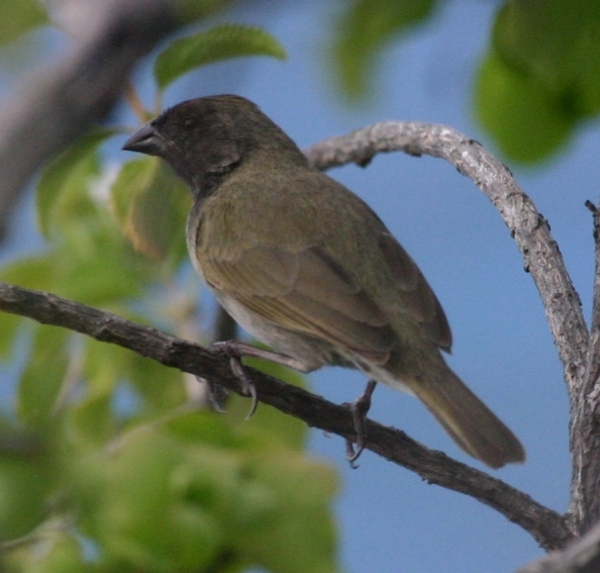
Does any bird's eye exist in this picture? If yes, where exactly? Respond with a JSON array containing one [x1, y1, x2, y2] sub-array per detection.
[[182, 118, 195, 129]]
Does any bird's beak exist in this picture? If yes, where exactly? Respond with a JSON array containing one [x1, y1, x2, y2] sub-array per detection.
[[122, 122, 167, 156]]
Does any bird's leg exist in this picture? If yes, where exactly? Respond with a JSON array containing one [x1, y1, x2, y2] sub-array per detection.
[[345, 379, 378, 467], [211, 340, 309, 371], [228, 354, 258, 419], [210, 340, 308, 419]]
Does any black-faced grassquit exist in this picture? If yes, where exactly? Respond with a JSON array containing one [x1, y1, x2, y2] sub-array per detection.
[[123, 94, 525, 469]]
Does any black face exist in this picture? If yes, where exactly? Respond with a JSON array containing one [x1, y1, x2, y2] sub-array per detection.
[[123, 94, 304, 196], [124, 97, 244, 181]]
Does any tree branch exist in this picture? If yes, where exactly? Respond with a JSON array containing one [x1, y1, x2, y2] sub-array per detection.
[[517, 520, 600, 573], [305, 122, 588, 390], [568, 201, 600, 532], [305, 122, 591, 533], [0, 0, 175, 241], [0, 280, 570, 550]]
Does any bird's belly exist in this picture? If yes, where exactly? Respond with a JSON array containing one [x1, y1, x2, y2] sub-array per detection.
[[213, 291, 348, 373]]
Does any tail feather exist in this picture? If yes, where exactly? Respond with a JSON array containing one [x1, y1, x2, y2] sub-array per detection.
[[411, 365, 525, 469]]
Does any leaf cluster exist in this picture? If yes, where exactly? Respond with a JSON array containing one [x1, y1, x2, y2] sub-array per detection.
[[0, 7, 338, 573], [475, 0, 600, 162], [332, 0, 600, 163]]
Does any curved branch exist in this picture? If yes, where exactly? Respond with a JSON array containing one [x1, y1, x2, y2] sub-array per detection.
[[305, 122, 592, 533], [0, 281, 570, 550], [305, 122, 588, 388]]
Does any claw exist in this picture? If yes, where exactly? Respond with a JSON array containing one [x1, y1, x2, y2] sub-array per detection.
[[344, 380, 377, 467], [209, 341, 262, 419], [228, 354, 258, 419], [345, 439, 361, 469], [243, 379, 258, 420], [210, 339, 312, 419]]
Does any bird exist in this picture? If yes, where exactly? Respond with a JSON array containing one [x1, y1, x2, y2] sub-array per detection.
[[122, 94, 525, 469]]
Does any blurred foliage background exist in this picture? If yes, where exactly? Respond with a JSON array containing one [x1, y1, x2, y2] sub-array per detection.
[[0, 0, 599, 571]]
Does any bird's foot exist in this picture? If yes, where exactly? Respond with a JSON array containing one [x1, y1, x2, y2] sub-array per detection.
[[208, 341, 261, 419], [228, 351, 258, 419], [210, 340, 305, 419], [344, 380, 377, 468]]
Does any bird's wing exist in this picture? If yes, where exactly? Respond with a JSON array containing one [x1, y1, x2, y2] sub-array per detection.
[[378, 231, 452, 352], [201, 244, 397, 364]]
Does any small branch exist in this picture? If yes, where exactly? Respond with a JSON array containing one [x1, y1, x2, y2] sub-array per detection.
[[0, 280, 570, 549], [0, 0, 175, 241], [570, 200, 600, 532], [516, 520, 600, 573]]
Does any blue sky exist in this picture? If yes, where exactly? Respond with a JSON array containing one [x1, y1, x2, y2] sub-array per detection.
[[3, 1, 599, 572]]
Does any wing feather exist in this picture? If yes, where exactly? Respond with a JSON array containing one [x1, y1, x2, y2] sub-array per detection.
[[202, 244, 397, 363], [379, 231, 452, 352]]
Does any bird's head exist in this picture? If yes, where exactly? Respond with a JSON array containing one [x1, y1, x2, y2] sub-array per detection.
[[123, 94, 302, 196]]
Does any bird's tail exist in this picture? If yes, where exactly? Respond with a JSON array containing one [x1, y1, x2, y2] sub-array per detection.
[[409, 363, 525, 468]]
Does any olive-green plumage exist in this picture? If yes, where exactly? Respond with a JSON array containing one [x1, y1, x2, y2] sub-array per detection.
[[123, 94, 525, 468]]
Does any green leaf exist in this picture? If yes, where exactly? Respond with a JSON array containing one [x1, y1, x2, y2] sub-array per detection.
[[492, 0, 600, 92], [0, 0, 47, 47], [71, 409, 339, 572], [17, 325, 70, 429], [81, 338, 125, 398], [0, 254, 56, 291], [482, 0, 600, 159], [0, 452, 52, 540], [56, 226, 152, 305], [110, 157, 191, 262], [475, 52, 572, 163], [164, 410, 241, 449], [74, 426, 224, 571], [36, 128, 115, 239], [84, 335, 186, 415], [333, 0, 436, 100], [33, 186, 160, 305], [0, 418, 54, 541], [167, 411, 340, 573], [493, 1, 579, 90], [574, 25, 600, 116], [154, 24, 286, 90], [68, 394, 115, 450], [235, 451, 339, 573]]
